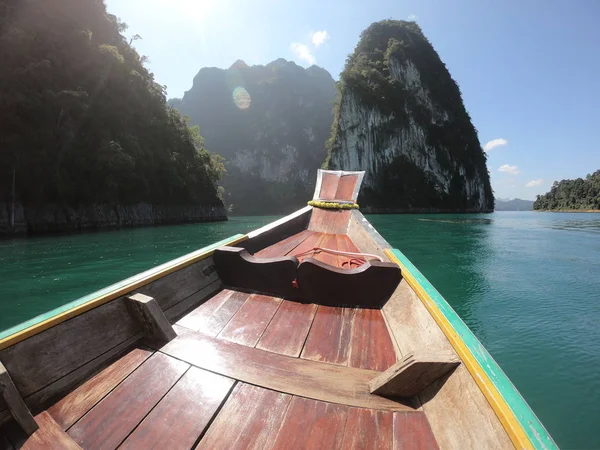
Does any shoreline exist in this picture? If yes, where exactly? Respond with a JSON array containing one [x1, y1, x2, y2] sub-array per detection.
[[1, 202, 228, 237], [534, 209, 600, 213]]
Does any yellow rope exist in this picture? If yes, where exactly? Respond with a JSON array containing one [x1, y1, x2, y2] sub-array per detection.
[[307, 200, 359, 210]]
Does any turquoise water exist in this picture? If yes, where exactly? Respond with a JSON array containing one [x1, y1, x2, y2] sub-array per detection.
[[1, 212, 599, 448]]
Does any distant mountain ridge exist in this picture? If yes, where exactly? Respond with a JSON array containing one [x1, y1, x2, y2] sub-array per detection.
[[169, 59, 336, 215], [494, 198, 533, 211]]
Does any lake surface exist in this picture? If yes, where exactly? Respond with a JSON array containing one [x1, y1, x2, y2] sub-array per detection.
[[1, 212, 599, 448]]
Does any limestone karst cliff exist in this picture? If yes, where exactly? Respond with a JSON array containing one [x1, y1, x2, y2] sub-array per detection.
[[326, 20, 494, 212], [170, 59, 336, 215]]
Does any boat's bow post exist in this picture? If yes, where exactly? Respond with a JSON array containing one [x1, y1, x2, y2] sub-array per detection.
[[0, 361, 38, 435], [126, 293, 177, 345], [311, 169, 365, 204]]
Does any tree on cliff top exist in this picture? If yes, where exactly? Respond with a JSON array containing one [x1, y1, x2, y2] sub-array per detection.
[[0, 0, 223, 215], [326, 20, 494, 212]]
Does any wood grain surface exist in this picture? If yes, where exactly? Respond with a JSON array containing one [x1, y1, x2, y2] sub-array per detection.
[[271, 397, 348, 449], [159, 330, 414, 411], [393, 412, 439, 450], [0, 298, 141, 398], [369, 351, 460, 398], [176, 289, 248, 336], [383, 280, 512, 449], [341, 407, 393, 450], [308, 209, 351, 235], [47, 347, 153, 430], [256, 300, 318, 357], [0, 362, 37, 435], [318, 172, 339, 200], [137, 257, 219, 312], [254, 230, 313, 258], [349, 308, 397, 371], [120, 367, 235, 450], [68, 352, 188, 449], [218, 294, 282, 347], [21, 412, 81, 450], [126, 293, 176, 344], [196, 383, 291, 450], [301, 306, 354, 365]]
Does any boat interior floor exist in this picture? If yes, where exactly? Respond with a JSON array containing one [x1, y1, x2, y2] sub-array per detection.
[[1, 287, 440, 449]]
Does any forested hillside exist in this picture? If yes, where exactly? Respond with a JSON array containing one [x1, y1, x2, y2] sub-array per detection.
[[534, 171, 600, 211], [0, 0, 225, 234]]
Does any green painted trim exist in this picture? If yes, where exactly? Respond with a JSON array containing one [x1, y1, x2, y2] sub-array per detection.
[[391, 249, 557, 450], [0, 234, 245, 341]]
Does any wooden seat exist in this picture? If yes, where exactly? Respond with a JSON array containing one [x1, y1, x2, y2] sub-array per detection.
[[213, 247, 299, 299], [297, 258, 402, 308], [214, 247, 402, 308]]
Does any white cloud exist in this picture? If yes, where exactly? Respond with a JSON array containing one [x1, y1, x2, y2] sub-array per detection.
[[408, 14, 418, 20], [484, 138, 508, 152], [498, 164, 520, 175], [526, 179, 544, 187], [290, 43, 315, 65], [310, 30, 330, 47]]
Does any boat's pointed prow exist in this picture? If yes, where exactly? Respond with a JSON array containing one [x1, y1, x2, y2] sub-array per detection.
[[312, 169, 365, 203]]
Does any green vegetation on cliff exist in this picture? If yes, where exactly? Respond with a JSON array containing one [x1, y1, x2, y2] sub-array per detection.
[[0, 0, 223, 216], [326, 20, 493, 212], [534, 171, 600, 211]]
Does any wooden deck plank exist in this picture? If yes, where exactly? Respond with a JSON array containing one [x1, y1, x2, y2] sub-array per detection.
[[218, 294, 282, 347], [256, 301, 318, 357], [21, 412, 82, 450], [336, 234, 361, 269], [47, 347, 153, 430], [312, 234, 341, 267], [301, 306, 355, 366], [196, 383, 291, 450], [254, 230, 313, 258], [159, 331, 414, 412], [289, 231, 325, 260], [120, 367, 235, 450], [349, 309, 397, 371], [176, 290, 248, 336], [341, 407, 393, 450], [393, 412, 439, 450], [68, 352, 188, 450], [271, 397, 348, 449]]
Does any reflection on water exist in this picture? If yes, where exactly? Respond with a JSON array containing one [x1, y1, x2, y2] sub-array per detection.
[[548, 218, 600, 233], [418, 217, 494, 225]]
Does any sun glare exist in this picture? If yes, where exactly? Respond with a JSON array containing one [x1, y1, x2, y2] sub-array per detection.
[[232, 87, 251, 110]]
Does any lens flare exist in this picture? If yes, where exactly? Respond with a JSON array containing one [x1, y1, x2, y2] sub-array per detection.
[[232, 86, 251, 110]]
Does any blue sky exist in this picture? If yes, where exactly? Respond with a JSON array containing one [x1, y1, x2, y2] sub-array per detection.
[[105, 0, 600, 200]]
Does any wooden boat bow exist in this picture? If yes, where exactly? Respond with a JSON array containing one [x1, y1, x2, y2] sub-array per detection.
[[0, 170, 556, 449]]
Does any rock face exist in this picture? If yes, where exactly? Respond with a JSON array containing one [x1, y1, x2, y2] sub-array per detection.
[[0, 203, 226, 236], [170, 59, 336, 215], [326, 20, 494, 212]]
